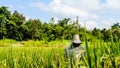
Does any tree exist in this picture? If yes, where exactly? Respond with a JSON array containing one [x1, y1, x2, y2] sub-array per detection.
[[112, 28, 120, 42], [0, 6, 11, 39], [0, 6, 11, 19], [2, 6, 118, 42], [58, 18, 71, 27], [111, 23, 119, 29], [12, 11, 26, 26], [111, 23, 120, 42], [17, 25, 29, 40], [57, 18, 71, 39], [0, 14, 7, 39], [25, 19, 42, 40], [92, 27, 101, 39], [101, 28, 111, 42]]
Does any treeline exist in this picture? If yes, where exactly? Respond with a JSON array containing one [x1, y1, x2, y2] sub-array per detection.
[[0, 6, 120, 42]]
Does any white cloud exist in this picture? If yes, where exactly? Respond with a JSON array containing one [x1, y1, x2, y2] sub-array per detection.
[[26, 16, 31, 21], [98, 18, 120, 29], [79, 20, 98, 30], [29, 0, 102, 19], [101, 19, 114, 29], [29, 0, 120, 29], [105, 0, 120, 9], [51, 5, 89, 18], [61, 0, 102, 10], [53, 17, 59, 24], [86, 21, 98, 29], [30, 0, 99, 20]]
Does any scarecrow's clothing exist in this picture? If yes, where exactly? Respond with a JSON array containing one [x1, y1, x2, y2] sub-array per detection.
[[64, 46, 86, 59]]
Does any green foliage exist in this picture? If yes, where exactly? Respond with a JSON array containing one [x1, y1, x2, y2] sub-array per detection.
[[0, 14, 7, 39], [25, 19, 42, 40], [0, 6, 119, 43], [92, 28, 101, 39], [12, 11, 25, 26], [0, 39, 17, 47], [0, 39, 120, 68], [110, 23, 120, 42], [0, 39, 69, 47], [0, 6, 11, 39]]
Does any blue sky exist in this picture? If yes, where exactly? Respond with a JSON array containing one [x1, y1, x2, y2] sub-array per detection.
[[0, 0, 120, 29]]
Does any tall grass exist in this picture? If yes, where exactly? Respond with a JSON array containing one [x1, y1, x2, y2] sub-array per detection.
[[0, 38, 120, 68], [0, 39, 69, 47], [0, 47, 65, 68]]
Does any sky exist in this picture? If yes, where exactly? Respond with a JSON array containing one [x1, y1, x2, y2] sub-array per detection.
[[0, 0, 120, 30]]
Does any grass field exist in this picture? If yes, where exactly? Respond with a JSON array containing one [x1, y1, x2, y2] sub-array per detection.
[[0, 39, 120, 68]]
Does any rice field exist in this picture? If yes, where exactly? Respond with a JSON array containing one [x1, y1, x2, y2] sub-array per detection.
[[0, 39, 120, 68]]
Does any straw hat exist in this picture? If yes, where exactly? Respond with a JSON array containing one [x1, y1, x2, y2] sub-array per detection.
[[72, 34, 82, 44]]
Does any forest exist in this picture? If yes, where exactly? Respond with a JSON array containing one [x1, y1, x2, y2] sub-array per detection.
[[0, 6, 120, 42]]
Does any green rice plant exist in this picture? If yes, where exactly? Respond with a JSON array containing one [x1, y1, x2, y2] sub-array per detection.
[[0, 38, 120, 68], [85, 33, 92, 68]]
